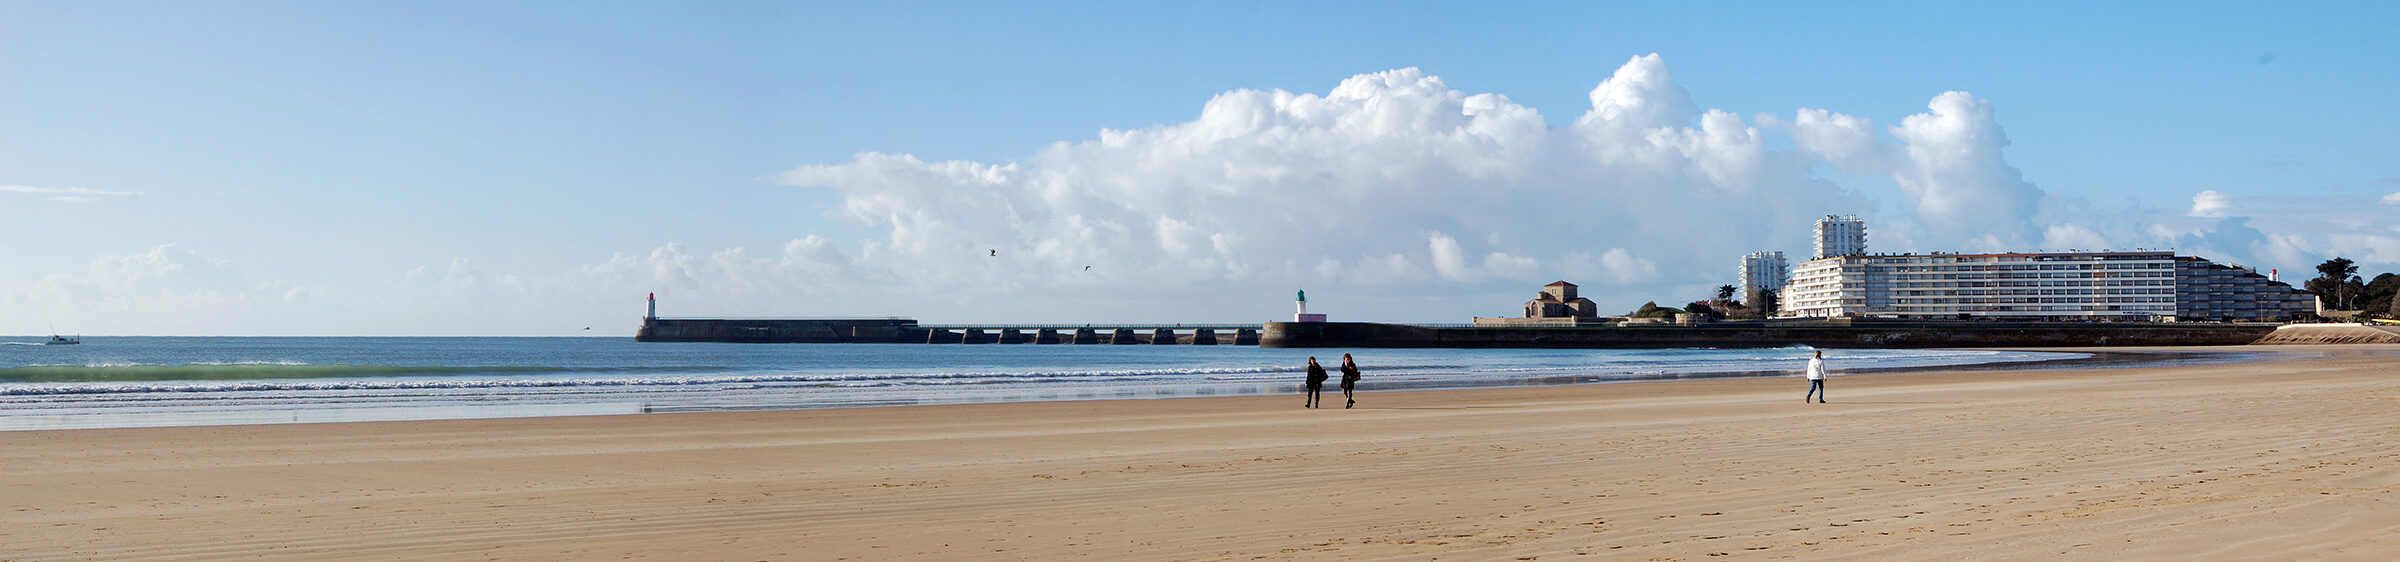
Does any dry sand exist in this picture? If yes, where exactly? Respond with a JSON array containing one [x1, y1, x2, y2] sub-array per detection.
[[4, 346, 2399, 561]]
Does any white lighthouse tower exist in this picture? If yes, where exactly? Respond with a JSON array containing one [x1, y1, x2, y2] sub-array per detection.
[[1293, 289, 1326, 323], [646, 293, 657, 320]]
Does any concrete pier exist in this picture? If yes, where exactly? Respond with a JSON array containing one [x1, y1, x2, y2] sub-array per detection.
[[915, 325, 1260, 345], [640, 318, 1266, 346], [636, 318, 919, 343], [923, 329, 961, 344]]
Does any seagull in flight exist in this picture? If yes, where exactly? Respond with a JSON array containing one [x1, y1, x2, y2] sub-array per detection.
[[1084, 266, 1092, 271], [989, 249, 997, 257]]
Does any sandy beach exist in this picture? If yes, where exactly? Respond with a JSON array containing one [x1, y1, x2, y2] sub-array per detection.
[[4, 346, 2398, 560]]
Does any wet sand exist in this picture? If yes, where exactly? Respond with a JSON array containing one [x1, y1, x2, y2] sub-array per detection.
[[4, 345, 2398, 560]]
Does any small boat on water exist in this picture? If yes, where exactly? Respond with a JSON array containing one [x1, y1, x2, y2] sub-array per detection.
[[45, 334, 79, 345]]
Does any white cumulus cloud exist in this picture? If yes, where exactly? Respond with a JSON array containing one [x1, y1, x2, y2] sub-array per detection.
[[2191, 190, 2237, 217], [781, 55, 1876, 321], [1428, 232, 1479, 282], [1786, 92, 2046, 250], [45, 54, 2400, 334]]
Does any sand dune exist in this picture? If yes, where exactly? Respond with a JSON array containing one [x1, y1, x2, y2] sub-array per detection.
[[4, 346, 2399, 560]]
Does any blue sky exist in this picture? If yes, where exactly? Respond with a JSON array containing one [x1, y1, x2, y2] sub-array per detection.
[[5, 2, 2397, 335]]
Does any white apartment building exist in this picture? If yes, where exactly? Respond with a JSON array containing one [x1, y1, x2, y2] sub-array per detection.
[[1737, 251, 1788, 304], [1813, 215, 1866, 259], [1782, 250, 2311, 322]]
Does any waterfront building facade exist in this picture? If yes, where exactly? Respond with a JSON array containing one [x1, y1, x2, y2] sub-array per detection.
[[1782, 250, 2311, 322], [1813, 215, 1867, 259], [1737, 251, 1789, 306], [2173, 257, 2316, 321]]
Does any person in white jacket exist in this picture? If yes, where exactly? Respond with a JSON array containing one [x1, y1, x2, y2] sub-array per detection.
[[1804, 350, 1828, 404]]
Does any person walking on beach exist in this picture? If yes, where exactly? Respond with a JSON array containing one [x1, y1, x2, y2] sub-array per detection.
[[1339, 353, 1362, 409], [1304, 357, 1329, 408], [1804, 349, 1828, 404]]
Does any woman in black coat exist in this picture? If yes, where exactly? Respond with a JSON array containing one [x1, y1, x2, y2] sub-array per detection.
[[1303, 357, 1328, 408], [1339, 353, 1362, 409]]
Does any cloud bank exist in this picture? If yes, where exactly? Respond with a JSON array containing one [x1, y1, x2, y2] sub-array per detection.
[[13, 54, 2399, 334], [782, 55, 1888, 321], [772, 54, 2397, 323], [777, 54, 2114, 321]]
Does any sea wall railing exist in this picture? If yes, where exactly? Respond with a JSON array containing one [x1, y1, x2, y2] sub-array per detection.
[[912, 324, 1260, 345]]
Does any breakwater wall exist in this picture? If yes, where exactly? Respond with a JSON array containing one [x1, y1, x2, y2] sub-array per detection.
[[635, 318, 920, 343], [635, 318, 1260, 345], [1259, 320, 2280, 348], [911, 325, 1261, 345]]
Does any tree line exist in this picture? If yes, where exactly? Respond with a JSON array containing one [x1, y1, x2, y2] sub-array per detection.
[[1627, 284, 1777, 321], [2308, 257, 2399, 319]]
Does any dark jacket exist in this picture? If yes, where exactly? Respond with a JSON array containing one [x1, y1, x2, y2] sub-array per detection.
[[1305, 363, 1329, 385]]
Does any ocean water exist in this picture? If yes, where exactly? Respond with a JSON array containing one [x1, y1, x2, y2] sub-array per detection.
[[0, 337, 2087, 431]]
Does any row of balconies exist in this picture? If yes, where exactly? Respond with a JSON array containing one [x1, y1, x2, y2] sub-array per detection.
[[1875, 288, 2180, 296], [1779, 268, 2308, 317], [1869, 280, 2177, 289], [1886, 296, 2176, 303], [1868, 278, 2176, 288], [2181, 305, 2274, 311]]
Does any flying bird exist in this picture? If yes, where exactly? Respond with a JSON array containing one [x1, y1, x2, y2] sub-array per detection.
[[989, 249, 996, 257], [1084, 266, 1091, 271]]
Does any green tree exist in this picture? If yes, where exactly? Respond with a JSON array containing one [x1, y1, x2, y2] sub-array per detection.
[[2370, 272, 2399, 297], [1629, 302, 1684, 318], [2316, 257, 2359, 283], [2310, 258, 2364, 309], [2367, 273, 2399, 318], [1685, 301, 1718, 318], [1715, 284, 1738, 303]]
